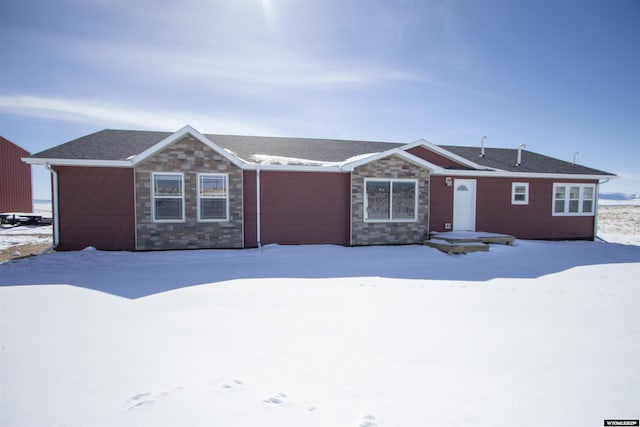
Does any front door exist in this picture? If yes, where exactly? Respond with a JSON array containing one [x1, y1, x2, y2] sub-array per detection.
[[453, 179, 476, 231]]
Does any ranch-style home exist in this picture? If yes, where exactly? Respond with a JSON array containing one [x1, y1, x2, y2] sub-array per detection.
[[24, 125, 615, 251]]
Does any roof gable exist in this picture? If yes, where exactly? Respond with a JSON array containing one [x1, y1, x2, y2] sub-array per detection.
[[1, 136, 31, 156], [130, 125, 245, 168], [400, 139, 490, 170], [341, 148, 446, 173]]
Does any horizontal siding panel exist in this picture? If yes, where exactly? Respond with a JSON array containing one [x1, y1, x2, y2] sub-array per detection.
[[55, 166, 135, 250], [260, 171, 351, 245]]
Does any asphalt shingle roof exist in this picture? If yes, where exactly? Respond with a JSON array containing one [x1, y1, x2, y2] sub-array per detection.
[[29, 129, 614, 176], [31, 130, 171, 161], [30, 130, 404, 163], [441, 145, 613, 176], [209, 134, 404, 163]]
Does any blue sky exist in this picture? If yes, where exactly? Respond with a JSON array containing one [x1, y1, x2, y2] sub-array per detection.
[[1, 0, 639, 199]]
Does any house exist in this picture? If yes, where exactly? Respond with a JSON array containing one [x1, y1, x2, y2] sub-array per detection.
[[23, 126, 615, 251], [1, 135, 33, 213]]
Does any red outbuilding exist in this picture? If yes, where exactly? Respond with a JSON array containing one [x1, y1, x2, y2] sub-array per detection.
[[1, 136, 32, 213]]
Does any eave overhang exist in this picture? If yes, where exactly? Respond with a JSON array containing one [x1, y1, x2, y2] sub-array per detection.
[[22, 157, 132, 167]]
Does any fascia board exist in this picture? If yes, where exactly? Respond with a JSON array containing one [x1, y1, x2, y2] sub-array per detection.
[[432, 169, 618, 180], [401, 139, 490, 170], [130, 125, 245, 168], [22, 157, 132, 167]]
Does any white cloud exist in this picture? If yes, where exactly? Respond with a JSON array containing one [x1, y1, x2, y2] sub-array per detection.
[[52, 34, 421, 89], [0, 95, 274, 135]]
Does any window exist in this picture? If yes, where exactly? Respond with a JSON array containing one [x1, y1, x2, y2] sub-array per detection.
[[198, 173, 228, 221], [364, 179, 418, 222], [552, 183, 596, 216], [153, 173, 184, 221], [512, 182, 529, 205]]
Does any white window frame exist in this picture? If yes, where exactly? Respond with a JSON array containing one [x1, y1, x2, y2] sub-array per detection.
[[152, 172, 185, 222], [364, 178, 419, 223], [511, 182, 529, 205], [197, 173, 229, 222], [552, 183, 596, 216]]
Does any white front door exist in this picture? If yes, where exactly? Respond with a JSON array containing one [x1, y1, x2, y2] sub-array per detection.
[[453, 179, 476, 231]]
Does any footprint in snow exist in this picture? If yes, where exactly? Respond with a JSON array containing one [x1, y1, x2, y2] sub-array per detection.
[[129, 400, 154, 410], [126, 392, 155, 410], [222, 379, 244, 389], [126, 386, 184, 410], [127, 392, 152, 403], [359, 414, 378, 427], [263, 392, 287, 405]]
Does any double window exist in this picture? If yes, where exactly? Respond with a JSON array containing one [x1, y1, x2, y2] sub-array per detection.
[[198, 173, 228, 221], [152, 173, 184, 222], [151, 173, 229, 222], [364, 178, 418, 222], [552, 183, 595, 216]]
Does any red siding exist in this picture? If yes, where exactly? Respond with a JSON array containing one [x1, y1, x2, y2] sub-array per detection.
[[55, 166, 135, 250], [407, 146, 469, 169], [429, 176, 598, 240], [258, 171, 351, 245], [243, 170, 258, 248], [0, 136, 32, 212], [429, 175, 455, 232]]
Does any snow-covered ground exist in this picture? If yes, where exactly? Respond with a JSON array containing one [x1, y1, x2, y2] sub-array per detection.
[[597, 199, 640, 246], [0, 201, 53, 251], [1, 240, 639, 427], [0, 224, 52, 251], [1, 200, 639, 426]]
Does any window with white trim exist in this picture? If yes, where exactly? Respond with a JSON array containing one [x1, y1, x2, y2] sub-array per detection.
[[364, 178, 418, 222], [198, 173, 228, 221], [152, 173, 184, 221], [552, 183, 596, 216], [512, 182, 529, 205]]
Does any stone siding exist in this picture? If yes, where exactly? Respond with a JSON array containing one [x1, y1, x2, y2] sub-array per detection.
[[351, 156, 429, 245], [135, 135, 244, 250]]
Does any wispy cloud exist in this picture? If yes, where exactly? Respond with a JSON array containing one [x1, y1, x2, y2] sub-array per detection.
[[58, 38, 422, 88], [0, 95, 274, 135]]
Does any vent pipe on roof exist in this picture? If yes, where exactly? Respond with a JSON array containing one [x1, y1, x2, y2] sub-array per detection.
[[480, 136, 487, 157], [572, 151, 579, 166], [516, 144, 526, 166]]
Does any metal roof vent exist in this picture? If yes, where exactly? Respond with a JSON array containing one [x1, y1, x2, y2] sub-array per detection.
[[516, 144, 526, 166], [572, 151, 579, 166], [480, 136, 487, 157]]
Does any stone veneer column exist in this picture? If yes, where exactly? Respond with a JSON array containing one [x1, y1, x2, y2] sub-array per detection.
[[351, 155, 429, 245], [135, 135, 244, 250]]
